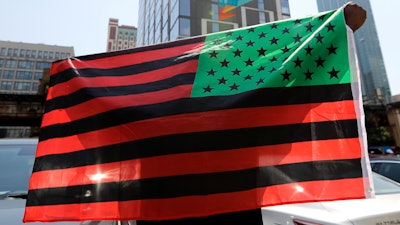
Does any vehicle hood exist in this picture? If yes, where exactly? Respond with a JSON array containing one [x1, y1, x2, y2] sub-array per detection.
[[261, 194, 400, 225], [0, 199, 117, 225]]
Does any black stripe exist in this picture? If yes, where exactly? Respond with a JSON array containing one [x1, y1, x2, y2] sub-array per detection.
[[39, 83, 353, 141], [50, 53, 199, 87], [34, 119, 359, 172], [27, 159, 362, 206], [45, 73, 196, 113]]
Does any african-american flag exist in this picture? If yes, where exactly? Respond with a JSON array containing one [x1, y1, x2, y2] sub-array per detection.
[[24, 8, 371, 223]]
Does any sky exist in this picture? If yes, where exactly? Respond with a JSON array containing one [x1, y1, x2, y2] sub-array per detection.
[[1, 0, 399, 95]]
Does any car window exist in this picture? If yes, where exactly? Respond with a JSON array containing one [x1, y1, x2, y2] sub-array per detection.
[[0, 143, 36, 198], [378, 163, 400, 183]]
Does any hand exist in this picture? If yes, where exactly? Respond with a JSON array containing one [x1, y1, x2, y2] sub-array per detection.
[[344, 2, 367, 32]]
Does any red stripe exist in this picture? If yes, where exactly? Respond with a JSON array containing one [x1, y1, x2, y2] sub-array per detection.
[[50, 42, 203, 75], [29, 138, 362, 190], [37, 100, 357, 157], [41, 84, 193, 127], [47, 60, 198, 100], [24, 178, 367, 222]]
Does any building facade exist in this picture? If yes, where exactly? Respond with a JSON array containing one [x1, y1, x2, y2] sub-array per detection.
[[316, 0, 391, 105], [137, 0, 290, 47], [0, 40, 74, 95], [0, 40, 74, 138], [107, 18, 138, 52]]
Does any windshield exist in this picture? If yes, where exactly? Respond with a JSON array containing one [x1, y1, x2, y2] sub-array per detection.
[[0, 141, 36, 199], [372, 172, 400, 195]]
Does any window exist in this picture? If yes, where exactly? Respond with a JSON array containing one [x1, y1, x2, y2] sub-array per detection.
[[49, 52, 54, 59], [0, 48, 6, 56], [0, 59, 3, 67], [20, 49, 26, 57], [179, 0, 190, 16], [61, 53, 66, 59], [3, 70, 14, 79], [18, 60, 35, 69], [13, 48, 18, 57], [55, 52, 60, 59], [1, 81, 12, 90], [34, 72, 43, 80], [14, 82, 31, 91], [5, 59, 17, 68], [44, 51, 48, 59], [7, 48, 12, 56], [32, 82, 39, 91], [31, 50, 36, 58], [16, 71, 33, 80], [179, 18, 190, 37], [36, 62, 51, 70], [38, 51, 42, 59], [26, 50, 31, 58]]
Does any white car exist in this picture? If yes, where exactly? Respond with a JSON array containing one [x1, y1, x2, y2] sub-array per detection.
[[1, 138, 400, 225]]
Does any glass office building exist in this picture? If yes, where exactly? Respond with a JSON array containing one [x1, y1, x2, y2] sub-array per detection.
[[317, 0, 391, 104], [137, 0, 290, 47]]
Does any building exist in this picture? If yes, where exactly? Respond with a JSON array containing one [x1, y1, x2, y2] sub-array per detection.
[[316, 0, 391, 105], [0, 40, 74, 95], [107, 18, 138, 52], [137, 0, 290, 47], [0, 40, 74, 137]]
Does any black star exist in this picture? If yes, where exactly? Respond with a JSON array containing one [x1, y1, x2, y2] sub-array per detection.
[[269, 37, 279, 45], [231, 68, 241, 76], [270, 56, 277, 62], [305, 45, 313, 55], [271, 23, 278, 29], [257, 66, 265, 72], [220, 59, 230, 67], [218, 77, 227, 84], [294, 19, 302, 24], [233, 49, 243, 57], [315, 33, 324, 43], [207, 69, 217, 76], [282, 28, 290, 34], [248, 27, 255, 32], [256, 78, 265, 85], [213, 39, 222, 45], [246, 40, 255, 47], [257, 47, 267, 56], [305, 22, 314, 32], [326, 23, 335, 32], [293, 33, 302, 43], [269, 67, 276, 73], [258, 32, 267, 38], [281, 69, 291, 81], [304, 69, 313, 80], [244, 58, 254, 67], [293, 57, 303, 68], [281, 45, 290, 54], [229, 83, 239, 90], [318, 15, 326, 21], [328, 67, 340, 79], [236, 35, 243, 41], [315, 56, 325, 67], [223, 42, 231, 48], [327, 44, 338, 55], [244, 74, 253, 80], [209, 50, 218, 58], [203, 85, 213, 93]]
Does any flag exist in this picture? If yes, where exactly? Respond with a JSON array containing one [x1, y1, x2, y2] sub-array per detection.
[[24, 8, 371, 223]]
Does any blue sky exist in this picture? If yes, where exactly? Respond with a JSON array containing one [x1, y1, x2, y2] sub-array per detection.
[[1, 0, 399, 95]]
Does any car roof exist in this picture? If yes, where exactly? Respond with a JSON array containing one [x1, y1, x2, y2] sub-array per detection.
[[0, 138, 38, 145], [370, 157, 400, 162]]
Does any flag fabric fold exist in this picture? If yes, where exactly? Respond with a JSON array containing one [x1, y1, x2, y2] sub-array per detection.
[[24, 8, 371, 223]]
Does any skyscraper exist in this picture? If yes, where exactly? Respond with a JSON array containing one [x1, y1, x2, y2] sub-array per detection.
[[316, 0, 391, 104], [137, 0, 290, 47], [107, 18, 137, 52]]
